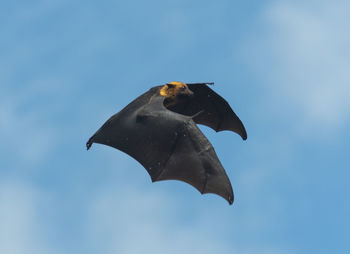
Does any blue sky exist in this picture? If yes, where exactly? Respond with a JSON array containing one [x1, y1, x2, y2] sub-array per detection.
[[1, 0, 349, 253]]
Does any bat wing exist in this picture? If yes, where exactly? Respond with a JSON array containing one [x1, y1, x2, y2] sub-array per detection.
[[168, 84, 247, 140], [87, 93, 234, 204]]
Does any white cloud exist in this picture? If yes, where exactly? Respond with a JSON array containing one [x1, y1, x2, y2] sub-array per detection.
[[241, 0, 350, 137], [0, 86, 57, 166], [85, 186, 231, 254], [0, 178, 295, 254], [0, 181, 57, 254], [83, 178, 298, 254]]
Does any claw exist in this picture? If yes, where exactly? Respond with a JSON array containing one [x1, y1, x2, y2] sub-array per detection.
[[86, 136, 94, 150]]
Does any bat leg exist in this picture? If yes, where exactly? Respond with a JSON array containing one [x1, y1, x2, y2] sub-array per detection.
[[191, 110, 204, 119]]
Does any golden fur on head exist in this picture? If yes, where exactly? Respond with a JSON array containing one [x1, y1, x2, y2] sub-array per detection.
[[160, 82, 189, 98]]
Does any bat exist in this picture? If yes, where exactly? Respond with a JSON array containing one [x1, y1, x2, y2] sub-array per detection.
[[86, 82, 247, 205]]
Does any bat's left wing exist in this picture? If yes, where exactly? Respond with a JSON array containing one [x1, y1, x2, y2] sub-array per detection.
[[167, 83, 247, 140]]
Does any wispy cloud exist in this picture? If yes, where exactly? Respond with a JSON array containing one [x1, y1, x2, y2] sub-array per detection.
[[85, 185, 231, 254], [241, 0, 350, 137], [0, 181, 58, 254], [0, 83, 60, 166], [84, 184, 295, 254]]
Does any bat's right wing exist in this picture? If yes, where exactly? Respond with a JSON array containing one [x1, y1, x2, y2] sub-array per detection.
[[87, 95, 234, 204]]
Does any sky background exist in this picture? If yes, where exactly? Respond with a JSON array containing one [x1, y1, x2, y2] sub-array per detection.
[[1, 0, 349, 253]]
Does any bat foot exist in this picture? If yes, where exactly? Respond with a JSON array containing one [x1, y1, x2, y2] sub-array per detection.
[[191, 110, 204, 119]]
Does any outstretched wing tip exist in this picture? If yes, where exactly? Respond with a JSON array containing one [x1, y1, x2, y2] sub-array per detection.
[[228, 195, 234, 205], [202, 192, 234, 205], [241, 131, 247, 140], [187, 82, 214, 86], [235, 123, 247, 140], [86, 136, 94, 150]]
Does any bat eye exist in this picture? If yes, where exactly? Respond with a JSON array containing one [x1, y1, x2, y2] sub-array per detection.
[[181, 86, 186, 90]]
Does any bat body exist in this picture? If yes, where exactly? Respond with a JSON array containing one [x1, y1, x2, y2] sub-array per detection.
[[87, 82, 246, 205]]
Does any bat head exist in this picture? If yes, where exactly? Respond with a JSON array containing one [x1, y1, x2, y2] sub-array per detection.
[[160, 82, 194, 99]]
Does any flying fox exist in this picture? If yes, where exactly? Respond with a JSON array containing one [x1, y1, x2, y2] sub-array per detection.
[[87, 82, 247, 205]]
